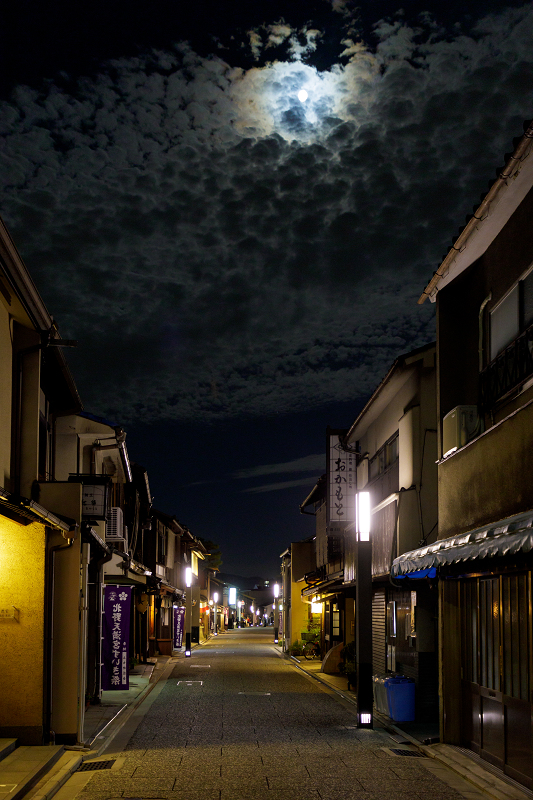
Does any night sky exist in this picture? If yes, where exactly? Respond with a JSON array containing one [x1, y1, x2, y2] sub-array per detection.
[[1, 0, 532, 577]]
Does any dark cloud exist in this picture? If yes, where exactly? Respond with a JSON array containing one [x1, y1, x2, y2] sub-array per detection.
[[1, 4, 532, 425]]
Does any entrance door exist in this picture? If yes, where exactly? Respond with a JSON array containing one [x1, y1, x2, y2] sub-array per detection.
[[461, 572, 532, 789]]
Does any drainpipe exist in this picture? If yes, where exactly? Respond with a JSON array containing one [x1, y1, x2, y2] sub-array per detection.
[[478, 294, 492, 372], [90, 429, 131, 487], [44, 534, 74, 744], [77, 542, 90, 744]]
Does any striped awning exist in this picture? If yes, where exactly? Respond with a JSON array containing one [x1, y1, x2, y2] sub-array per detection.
[[391, 510, 533, 578]]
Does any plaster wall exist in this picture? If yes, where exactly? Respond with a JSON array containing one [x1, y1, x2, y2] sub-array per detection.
[[18, 331, 40, 498], [289, 573, 310, 646], [0, 303, 12, 490], [357, 369, 418, 460], [0, 516, 46, 741], [438, 399, 533, 538]]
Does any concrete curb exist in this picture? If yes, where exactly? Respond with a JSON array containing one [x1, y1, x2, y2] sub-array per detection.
[[22, 753, 84, 800], [23, 655, 183, 800]]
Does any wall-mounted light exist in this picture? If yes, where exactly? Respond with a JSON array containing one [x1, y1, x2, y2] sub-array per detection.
[[185, 567, 192, 587], [311, 597, 322, 613]]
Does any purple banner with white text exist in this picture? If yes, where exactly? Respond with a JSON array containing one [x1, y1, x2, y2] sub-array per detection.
[[173, 606, 186, 649], [102, 585, 132, 690]]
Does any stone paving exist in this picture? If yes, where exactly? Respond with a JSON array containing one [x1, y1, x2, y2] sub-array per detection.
[[64, 628, 488, 800]]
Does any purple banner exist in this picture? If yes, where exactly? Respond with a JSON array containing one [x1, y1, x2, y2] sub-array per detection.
[[102, 585, 132, 690], [173, 606, 186, 649]]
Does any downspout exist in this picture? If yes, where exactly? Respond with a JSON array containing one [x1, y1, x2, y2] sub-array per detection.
[[44, 534, 75, 744], [478, 294, 492, 372], [77, 542, 90, 744]]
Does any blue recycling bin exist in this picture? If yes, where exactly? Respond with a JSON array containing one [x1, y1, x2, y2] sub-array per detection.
[[385, 677, 415, 722]]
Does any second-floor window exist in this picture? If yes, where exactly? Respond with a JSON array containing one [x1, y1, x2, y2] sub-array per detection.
[[369, 433, 399, 481], [157, 527, 167, 564], [490, 267, 533, 360]]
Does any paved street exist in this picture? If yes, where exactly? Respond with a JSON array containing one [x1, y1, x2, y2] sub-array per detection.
[[61, 628, 487, 800]]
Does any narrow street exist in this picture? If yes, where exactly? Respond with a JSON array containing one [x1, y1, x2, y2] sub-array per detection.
[[57, 628, 485, 800]]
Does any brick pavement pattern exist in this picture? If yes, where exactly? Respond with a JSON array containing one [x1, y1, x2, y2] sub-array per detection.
[[75, 628, 467, 800]]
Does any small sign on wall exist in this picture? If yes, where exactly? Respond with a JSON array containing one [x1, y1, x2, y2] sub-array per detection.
[[0, 607, 19, 621]]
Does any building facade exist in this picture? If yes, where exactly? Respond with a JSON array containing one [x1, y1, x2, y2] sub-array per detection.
[[392, 120, 533, 788], [0, 216, 85, 744]]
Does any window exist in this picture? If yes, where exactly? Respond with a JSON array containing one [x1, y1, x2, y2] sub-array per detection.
[[369, 433, 399, 481], [490, 268, 533, 360], [157, 525, 167, 564]]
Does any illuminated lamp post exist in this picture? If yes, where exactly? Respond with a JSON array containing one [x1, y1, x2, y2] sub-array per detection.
[[185, 567, 192, 657], [355, 491, 372, 727], [213, 591, 218, 636], [229, 587, 236, 628], [273, 583, 280, 643]]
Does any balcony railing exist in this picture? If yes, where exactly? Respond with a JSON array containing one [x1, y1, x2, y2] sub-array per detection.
[[480, 324, 533, 409]]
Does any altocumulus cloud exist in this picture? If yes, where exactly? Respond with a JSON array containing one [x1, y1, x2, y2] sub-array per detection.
[[1, 5, 532, 424]]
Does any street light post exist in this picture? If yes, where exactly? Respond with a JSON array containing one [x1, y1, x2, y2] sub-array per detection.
[[213, 591, 218, 636], [355, 491, 373, 727], [185, 567, 192, 657], [273, 583, 279, 643]]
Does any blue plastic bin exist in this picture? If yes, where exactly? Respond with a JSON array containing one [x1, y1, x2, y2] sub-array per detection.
[[385, 677, 415, 722]]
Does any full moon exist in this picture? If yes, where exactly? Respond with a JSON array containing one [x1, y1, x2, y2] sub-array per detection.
[[298, 89, 308, 103]]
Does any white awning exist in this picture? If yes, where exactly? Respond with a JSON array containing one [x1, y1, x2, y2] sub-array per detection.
[[391, 509, 533, 577]]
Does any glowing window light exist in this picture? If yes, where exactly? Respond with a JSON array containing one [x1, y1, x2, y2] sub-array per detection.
[[357, 492, 371, 541]]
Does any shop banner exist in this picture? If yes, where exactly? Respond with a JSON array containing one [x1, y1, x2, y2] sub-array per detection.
[[102, 585, 132, 690], [173, 606, 186, 649]]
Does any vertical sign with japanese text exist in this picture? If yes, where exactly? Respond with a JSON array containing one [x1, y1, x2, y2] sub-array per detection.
[[102, 585, 132, 690], [173, 606, 186, 649], [327, 429, 356, 530]]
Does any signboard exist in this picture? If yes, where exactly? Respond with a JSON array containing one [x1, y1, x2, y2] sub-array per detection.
[[173, 606, 186, 649], [102, 585, 132, 690], [327, 428, 356, 530]]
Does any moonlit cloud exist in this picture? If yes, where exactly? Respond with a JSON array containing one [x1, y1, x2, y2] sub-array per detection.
[[242, 477, 320, 494], [1, 4, 532, 426], [233, 454, 325, 480]]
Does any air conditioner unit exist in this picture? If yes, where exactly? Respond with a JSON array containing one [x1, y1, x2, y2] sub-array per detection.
[[442, 405, 479, 458], [106, 506, 124, 539]]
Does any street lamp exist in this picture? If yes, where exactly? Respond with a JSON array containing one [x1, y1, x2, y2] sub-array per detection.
[[185, 567, 192, 657], [355, 491, 372, 727], [213, 591, 218, 636], [273, 583, 279, 643]]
